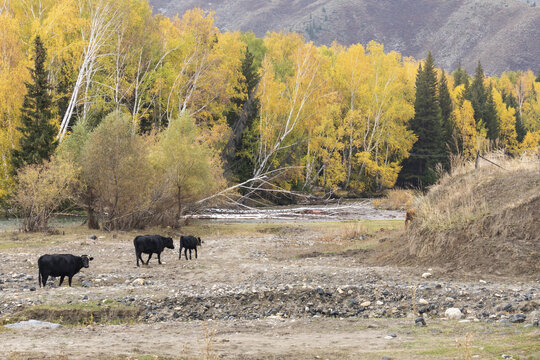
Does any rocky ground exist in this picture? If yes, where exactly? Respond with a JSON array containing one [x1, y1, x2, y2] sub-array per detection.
[[1, 221, 539, 359]]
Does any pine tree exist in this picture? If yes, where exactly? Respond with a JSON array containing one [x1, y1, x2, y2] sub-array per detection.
[[466, 61, 486, 126], [484, 85, 499, 142], [224, 46, 260, 182], [11, 36, 57, 170], [398, 52, 444, 188], [453, 62, 470, 88], [439, 70, 455, 159]]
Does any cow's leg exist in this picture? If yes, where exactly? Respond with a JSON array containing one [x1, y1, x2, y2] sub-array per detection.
[[59, 275, 65, 286], [146, 253, 153, 265], [157, 252, 162, 265], [184, 248, 188, 260], [179, 247, 182, 260], [68, 276, 73, 287], [195, 247, 198, 259], [136, 250, 141, 267], [42, 274, 48, 287], [189, 249, 192, 259]]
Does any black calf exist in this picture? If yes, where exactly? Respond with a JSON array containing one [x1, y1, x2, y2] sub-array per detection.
[[134, 235, 174, 266], [179, 235, 202, 260]]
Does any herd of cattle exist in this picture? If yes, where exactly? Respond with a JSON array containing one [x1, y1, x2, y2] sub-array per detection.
[[38, 234, 202, 288]]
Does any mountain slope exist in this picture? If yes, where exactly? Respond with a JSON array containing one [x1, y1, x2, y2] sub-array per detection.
[[150, 0, 540, 74]]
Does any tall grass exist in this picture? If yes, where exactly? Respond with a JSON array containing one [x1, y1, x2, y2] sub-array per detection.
[[373, 189, 415, 210], [411, 153, 538, 234]]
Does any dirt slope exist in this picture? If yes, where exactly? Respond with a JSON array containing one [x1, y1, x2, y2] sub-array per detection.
[[149, 0, 540, 74], [379, 160, 540, 276]]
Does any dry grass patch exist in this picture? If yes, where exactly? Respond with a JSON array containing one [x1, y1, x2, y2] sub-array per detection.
[[373, 189, 416, 210]]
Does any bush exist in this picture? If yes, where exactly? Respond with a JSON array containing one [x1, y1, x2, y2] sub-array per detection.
[[80, 111, 154, 230], [12, 158, 77, 232]]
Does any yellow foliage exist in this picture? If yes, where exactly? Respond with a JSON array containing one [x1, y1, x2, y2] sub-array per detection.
[[492, 88, 518, 153], [453, 100, 478, 159]]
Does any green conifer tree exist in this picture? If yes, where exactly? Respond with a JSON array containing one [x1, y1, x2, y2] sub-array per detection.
[[453, 62, 470, 88], [484, 85, 499, 142], [398, 52, 444, 188], [11, 36, 57, 170], [439, 70, 455, 159], [466, 61, 486, 126]]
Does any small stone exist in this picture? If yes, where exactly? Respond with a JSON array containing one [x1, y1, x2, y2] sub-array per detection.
[[337, 288, 344, 294], [421, 272, 432, 279], [132, 278, 147, 286], [479, 280, 487, 284], [361, 301, 371, 307], [29, 287, 36, 291], [509, 313, 526, 323], [533, 319, 539, 327], [502, 304, 513, 312], [445, 308, 463, 320], [415, 317, 426, 326], [502, 355, 513, 359], [172, 312, 180, 319], [89, 235, 97, 240], [376, 300, 384, 305], [418, 298, 429, 305], [81, 280, 92, 288]]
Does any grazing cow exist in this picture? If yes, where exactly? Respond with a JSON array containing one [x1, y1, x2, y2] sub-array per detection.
[[134, 235, 174, 266], [179, 235, 202, 260], [38, 254, 93, 287], [405, 208, 417, 230]]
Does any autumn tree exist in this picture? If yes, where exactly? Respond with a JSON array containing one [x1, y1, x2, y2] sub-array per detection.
[[11, 36, 57, 170], [153, 115, 225, 224], [399, 52, 444, 188], [13, 158, 77, 232], [452, 100, 477, 158], [80, 111, 152, 230]]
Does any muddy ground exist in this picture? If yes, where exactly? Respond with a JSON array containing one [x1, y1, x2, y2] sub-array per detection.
[[1, 220, 539, 359]]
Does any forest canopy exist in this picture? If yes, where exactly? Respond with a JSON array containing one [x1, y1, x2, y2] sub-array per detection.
[[0, 0, 538, 229]]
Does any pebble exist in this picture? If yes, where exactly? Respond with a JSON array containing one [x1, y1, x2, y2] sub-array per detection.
[[415, 317, 426, 326], [445, 308, 463, 320], [509, 313, 526, 323], [418, 298, 429, 305], [421, 272, 432, 279], [360, 301, 371, 307]]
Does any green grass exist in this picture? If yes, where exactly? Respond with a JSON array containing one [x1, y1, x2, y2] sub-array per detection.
[[3, 301, 141, 326]]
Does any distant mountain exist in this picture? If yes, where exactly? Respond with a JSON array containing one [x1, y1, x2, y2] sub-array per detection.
[[149, 0, 540, 74]]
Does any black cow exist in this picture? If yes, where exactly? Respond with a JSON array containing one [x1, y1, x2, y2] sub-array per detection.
[[38, 254, 94, 287], [134, 235, 174, 266], [179, 235, 202, 260]]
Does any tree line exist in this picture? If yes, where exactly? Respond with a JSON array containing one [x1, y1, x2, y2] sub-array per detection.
[[0, 0, 538, 230]]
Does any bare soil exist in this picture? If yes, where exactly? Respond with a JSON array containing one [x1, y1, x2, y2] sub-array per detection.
[[1, 221, 539, 359]]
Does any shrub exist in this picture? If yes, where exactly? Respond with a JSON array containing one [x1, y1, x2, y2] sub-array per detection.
[[12, 158, 77, 232]]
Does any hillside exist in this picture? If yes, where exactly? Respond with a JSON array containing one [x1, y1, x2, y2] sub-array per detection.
[[150, 0, 540, 74], [378, 156, 540, 277]]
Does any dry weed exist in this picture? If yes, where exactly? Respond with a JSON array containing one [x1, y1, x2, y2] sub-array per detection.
[[373, 189, 415, 210], [199, 321, 219, 360], [454, 332, 473, 360]]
